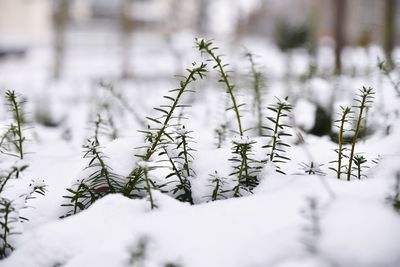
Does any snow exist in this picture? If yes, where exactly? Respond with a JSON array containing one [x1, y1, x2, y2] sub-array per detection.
[[0, 29, 400, 267]]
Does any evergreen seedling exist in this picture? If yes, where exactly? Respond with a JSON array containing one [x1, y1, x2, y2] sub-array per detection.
[[246, 51, 265, 136], [3, 90, 26, 159], [299, 162, 325, 176], [346, 87, 375, 181], [330, 106, 353, 179], [206, 171, 227, 201], [230, 137, 260, 197], [0, 198, 17, 259], [158, 126, 195, 204], [125, 63, 207, 197], [196, 39, 244, 136], [352, 154, 369, 180], [262, 97, 293, 174]]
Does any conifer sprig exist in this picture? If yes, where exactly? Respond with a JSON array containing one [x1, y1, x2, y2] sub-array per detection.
[[329, 106, 353, 179], [196, 39, 244, 136], [158, 126, 195, 204], [4, 90, 26, 159], [230, 137, 260, 197], [124, 63, 207, 196], [262, 97, 292, 174], [206, 171, 227, 201], [0, 198, 17, 259], [62, 139, 124, 216], [246, 51, 265, 136], [346, 87, 375, 181]]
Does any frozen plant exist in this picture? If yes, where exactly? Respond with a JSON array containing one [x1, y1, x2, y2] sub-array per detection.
[[196, 39, 245, 137], [214, 121, 228, 149], [139, 161, 157, 210], [0, 163, 28, 193], [1, 90, 27, 159], [206, 171, 227, 202], [299, 162, 326, 176], [351, 154, 369, 180], [0, 198, 17, 259], [230, 136, 261, 197], [346, 87, 375, 181], [159, 126, 195, 204], [330, 106, 353, 179], [300, 197, 321, 255], [99, 81, 146, 127], [387, 172, 400, 212], [62, 139, 124, 216], [125, 62, 207, 198], [246, 50, 266, 136], [262, 96, 293, 174]]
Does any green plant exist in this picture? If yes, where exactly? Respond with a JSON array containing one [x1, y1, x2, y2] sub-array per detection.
[[61, 180, 96, 217], [214, 121, 228, 149], [2, 90, 26, 159], [62, 139, 124, 216], [139, 161, 157, 210], [196, 39, 244, 136], [99, 81, 146, 127], [246, 51, 265, 136], [0, 198, 17, 259], [206, 171, 227, 201], [330, 106, 353, 179], [159, 126, 195, 204], [124, 63, 207, 197], [0, 164, 28, 193], [352, 154, 369, 180], [262, 97, 293, 174], [299, 162, 325, 176], [346, 87, 375, 181], [230, 137, 261, 197], [387, 172, 400, 211], [378, 59, 400, 96]]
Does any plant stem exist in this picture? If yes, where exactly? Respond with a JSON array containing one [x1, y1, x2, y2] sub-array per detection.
[[347, 88, 373, 181], [143, 168, 155, 209], [247, 52, 263, 136], [8, 92, 24, 159], [198, 40, 243, 136], [126, 65, 206, 194], [337, 107, 351, 179], [270, 108, 282, 162]]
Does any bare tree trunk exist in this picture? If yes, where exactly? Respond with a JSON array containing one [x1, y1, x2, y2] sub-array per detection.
[[383, 0, 396, 69], [334, 0, 346, 75], [53, 0, 69, 80], [197, 0, 209, 34], [120, 0, 132, 79], [309, 0, 320, 57]]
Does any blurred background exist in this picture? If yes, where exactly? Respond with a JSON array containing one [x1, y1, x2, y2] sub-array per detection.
[[0, 0, 400, 79], [0, 0, 398, 81]]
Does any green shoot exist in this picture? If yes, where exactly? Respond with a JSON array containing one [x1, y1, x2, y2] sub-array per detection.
[[346, 87, 375, 181], [196, 39, 244, 136]]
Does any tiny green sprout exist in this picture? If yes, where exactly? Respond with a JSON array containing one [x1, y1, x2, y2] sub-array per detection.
[[125, 62, 207, 197], [352, 154, 369, 179], [329, 106, 353, 179], [196, 39, 244, 136], [4, 90, 26, 159], [299, 162, 326, 176], [262, 96, 293, 174], [346, 87, 375, 181], [206, 171, 227, 201]]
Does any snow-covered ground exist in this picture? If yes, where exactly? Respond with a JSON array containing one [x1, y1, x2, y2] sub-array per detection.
[[0, 31, 400, 267]]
